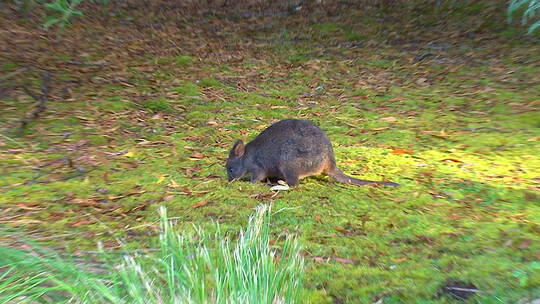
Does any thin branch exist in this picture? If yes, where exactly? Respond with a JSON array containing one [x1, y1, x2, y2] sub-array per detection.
[[65, 61, 108, 66], [445, 287, 481, 293], [0, 67, 28, 82], [15, 71, 51, 136]]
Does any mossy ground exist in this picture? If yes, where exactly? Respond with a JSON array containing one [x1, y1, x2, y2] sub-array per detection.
[[1, 1, 539, 303]]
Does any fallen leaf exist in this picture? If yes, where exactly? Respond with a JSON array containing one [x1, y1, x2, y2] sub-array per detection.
[[107, 190, 146, 201], [334, 227, 349, 234], [96, 187, 108, 194], [162, 195, 175, 201], [380, 116, 397, 122], [312, 256, 327, 263], [519, 239, 531, 249], [391, 148, 413, 154], [103, 172, 110, 183], [416, 77, 428, 85], [16, 204, 42, 210], [191, 200, 209, 208], [270, 180, 290, 191], [71, 220, 94, 227], [155, 174, 166, 184], [442, 158, 463, 163], [121, 161, 139, 168], [270, 184, 290, 191], [123, 151, 135, 157], [447, 213, 463, 220], [191, 153, 204, 159], [524, 192, 538, 201], [168, 179, 181, 188], [333, 257, 360, 264]]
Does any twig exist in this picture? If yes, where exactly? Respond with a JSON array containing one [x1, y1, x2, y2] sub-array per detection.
[[21, 85, 39, 101], [24, 156, 89, 185], [445, 287, 482, 293], [15, 71, 51, 135], [64, 156, 87, 173], [413, 52, 434, 63], [0, 86, 12, 99], [0, 67, 28, 82], [65, 61, 108, 66]]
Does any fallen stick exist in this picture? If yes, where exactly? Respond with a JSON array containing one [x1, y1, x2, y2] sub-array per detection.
[[15, 71, 51, 135], [65, 61, 108, 66]]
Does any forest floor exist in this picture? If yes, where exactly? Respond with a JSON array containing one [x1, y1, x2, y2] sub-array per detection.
[[1, 1, 540, 303]]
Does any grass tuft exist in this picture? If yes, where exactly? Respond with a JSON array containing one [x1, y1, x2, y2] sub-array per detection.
[[0, 205, 304, 304]]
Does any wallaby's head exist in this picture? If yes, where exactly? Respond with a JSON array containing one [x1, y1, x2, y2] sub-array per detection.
[[226, 140, 247, 181]]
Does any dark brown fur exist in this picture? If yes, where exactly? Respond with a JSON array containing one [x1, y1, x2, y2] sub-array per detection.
[[226, 119, 399, 187]]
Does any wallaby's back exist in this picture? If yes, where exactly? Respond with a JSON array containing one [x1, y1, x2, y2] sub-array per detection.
[[245, 119, 333, 180], [235, 119, 398, 187]]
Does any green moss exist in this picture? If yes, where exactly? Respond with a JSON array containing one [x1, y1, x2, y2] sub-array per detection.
[[344, 30, 366, 42], [55, 54, 71, 61], [2, 62, 18, 71], [101, 85, 124, 92], [175, 55, 193, 66], [198, 77, 223, 88], [172, 81, 200, 96], [143, 98, 172, 112], [369, 59, 394, 68], [313, 22, 341, 35], [88, 135, 108, 145], [96, 97, 135, 112], [286, 54, 310, 65], [155, 55, 193, 66]]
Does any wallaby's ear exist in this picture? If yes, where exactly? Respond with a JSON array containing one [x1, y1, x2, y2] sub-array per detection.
[[231, 140, 245, 158]]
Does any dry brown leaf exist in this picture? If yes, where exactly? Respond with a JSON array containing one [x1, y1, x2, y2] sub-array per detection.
[[16, 204, 42, 210], [312, 256, 327, 263], [519, 239, 531, 249], [442, 158, 463, 163], [162, 195, 175, 201], [333, 257, 360, 264], [191, 200, 209, 208], [71, 220, 94, 227], [380, 116, 397, 122], [391, 148, 414, 154], [191, 153, 204, 159], [168, 179, 181, 188]]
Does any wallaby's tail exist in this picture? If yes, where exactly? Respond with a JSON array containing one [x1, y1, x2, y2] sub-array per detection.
[[326, 167, 399, 187]]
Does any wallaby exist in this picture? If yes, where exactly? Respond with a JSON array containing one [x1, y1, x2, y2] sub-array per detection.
[[226, 119, 399, 187]]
